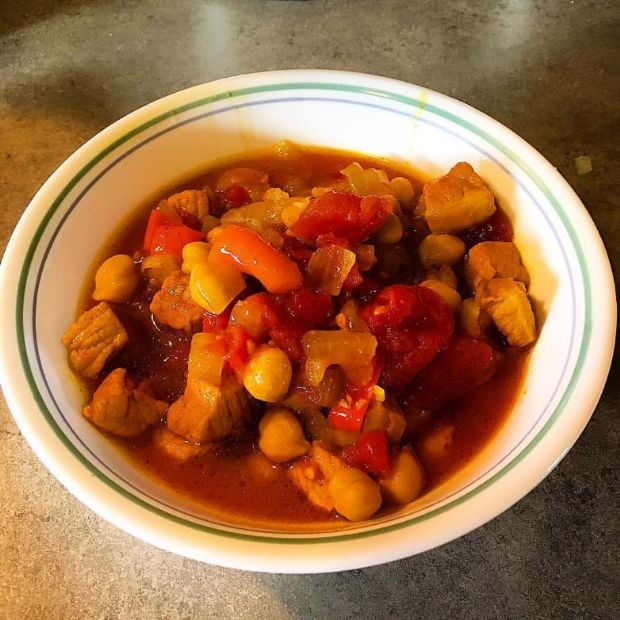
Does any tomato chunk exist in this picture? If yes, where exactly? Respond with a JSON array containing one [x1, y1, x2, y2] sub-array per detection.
[[409, 336, 497, 408], [361, 285, 454, 388], [291, 191, 393, 244], [341, 430, 391, 476]]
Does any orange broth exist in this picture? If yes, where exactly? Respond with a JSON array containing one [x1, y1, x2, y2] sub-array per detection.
[[82, 146, 530, 529]]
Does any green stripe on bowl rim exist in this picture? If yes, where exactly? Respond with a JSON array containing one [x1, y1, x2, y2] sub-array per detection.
[[15, 81, 591, 544]]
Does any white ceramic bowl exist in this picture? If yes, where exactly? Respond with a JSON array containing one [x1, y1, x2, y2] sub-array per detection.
[[0, 71, 615, 573]]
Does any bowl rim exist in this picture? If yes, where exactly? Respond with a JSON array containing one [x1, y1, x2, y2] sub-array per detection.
[[0, 69, 616, 572]]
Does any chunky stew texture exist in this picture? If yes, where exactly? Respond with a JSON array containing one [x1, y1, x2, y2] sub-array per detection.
[[63, 143, 536, 528]]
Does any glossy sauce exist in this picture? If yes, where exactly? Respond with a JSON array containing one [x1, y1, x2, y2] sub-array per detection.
[[85, 146, 530, 529]]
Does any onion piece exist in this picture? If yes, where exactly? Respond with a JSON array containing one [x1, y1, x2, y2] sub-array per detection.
[[307, 245, 357, 295]]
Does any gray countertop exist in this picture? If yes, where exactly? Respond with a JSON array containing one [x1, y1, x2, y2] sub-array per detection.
[[1, 1, 618, 618]]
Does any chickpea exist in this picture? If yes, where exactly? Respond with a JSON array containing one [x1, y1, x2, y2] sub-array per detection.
[[460, 298, 492, 338], [379, 448, 425, 505], [374, 213, 403, 244], [419, 234, 466, 267], [258, 408, 310, 463], [420, 279, 462, 312], [92, 254, 138, 303], [328, 467, 383, 522], [181, 241, 212, 274], [427, 264, 458, 290], [242, 345, 292, 402], [390, 176, 415, 209]]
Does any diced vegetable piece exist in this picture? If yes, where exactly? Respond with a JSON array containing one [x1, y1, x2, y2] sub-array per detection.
[[221, 189, 309, 232], [390, 176, 415, 209], [92, 254, 138, 303], [379, 448, 425, 505], [307, 245, 357, 295], [149, 224, 205, 257], [242, 345, 292, 402], [419, 279, 462, 312], [189, 260, 246, 314], [216, 167, 270, 201], [459, 298, 492, 338], [361, 285, 454, 388], [143, 208, 182, 251], [363, 398, 407, 442], [420, 162, 496, 233], [419, 424, 454, 462], [258, 407, 310, 463], [222, 325, 254, 374], [301, 330, 377, 387], [291, 191, 394, 244], [210, 225, 303, 294], [465, 241, 530, 291], [476, 278, 536, 347], [202, 214, 220, 235], [202, 311, 230, 333], [341, 430, 390, 476], [426, 264, 458, 289], [181, 241, 212, 274], [340, 162, 392, 196], [418, 234, 466, 267], [373, 213, 403, 244], [141, 254, 181, 287], [353, 245, 377, 272], [188, 332, 226, 386], [327, 467, 383, 521], [335, 300, 371, 333], [409, 336, 497, 409]]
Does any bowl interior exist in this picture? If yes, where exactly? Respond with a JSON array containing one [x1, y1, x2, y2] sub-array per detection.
[[3, 73, 610, 571], [24, 84, 578, 531]]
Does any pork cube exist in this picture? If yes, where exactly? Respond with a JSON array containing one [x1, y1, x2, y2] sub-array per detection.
[[166, 374, 251, 444], [149, 271, 203, 333], [420, 162, 496, 234], [83, 368, 168, 436], [61, 302, 128, 379], [288, 442, 346, 513], [465, 241, 530, 291], [476, 278, 536, 347]]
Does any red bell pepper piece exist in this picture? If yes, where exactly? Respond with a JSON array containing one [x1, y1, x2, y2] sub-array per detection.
[[341, 430, 391, 476], [148, 224, 204, 257], [327, 356, 385, 432], [143, 209, 181, 251]]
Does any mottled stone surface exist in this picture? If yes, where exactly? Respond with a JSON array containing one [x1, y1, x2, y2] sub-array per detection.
[[0, 1, 618, 618]]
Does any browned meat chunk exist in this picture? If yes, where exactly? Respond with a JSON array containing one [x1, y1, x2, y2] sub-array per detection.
[[465, 241, 530, 291], [476, 278, 536, 347], [152, 426, 208, 462], [165, 190, 209, 225], [420, 162, 496, 233], [288, 442, 346, 513], [61, 302, 128, 379], [167, 374, 251, 443], [83, 368, 168, 436], [149, 271, 202, 332]]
